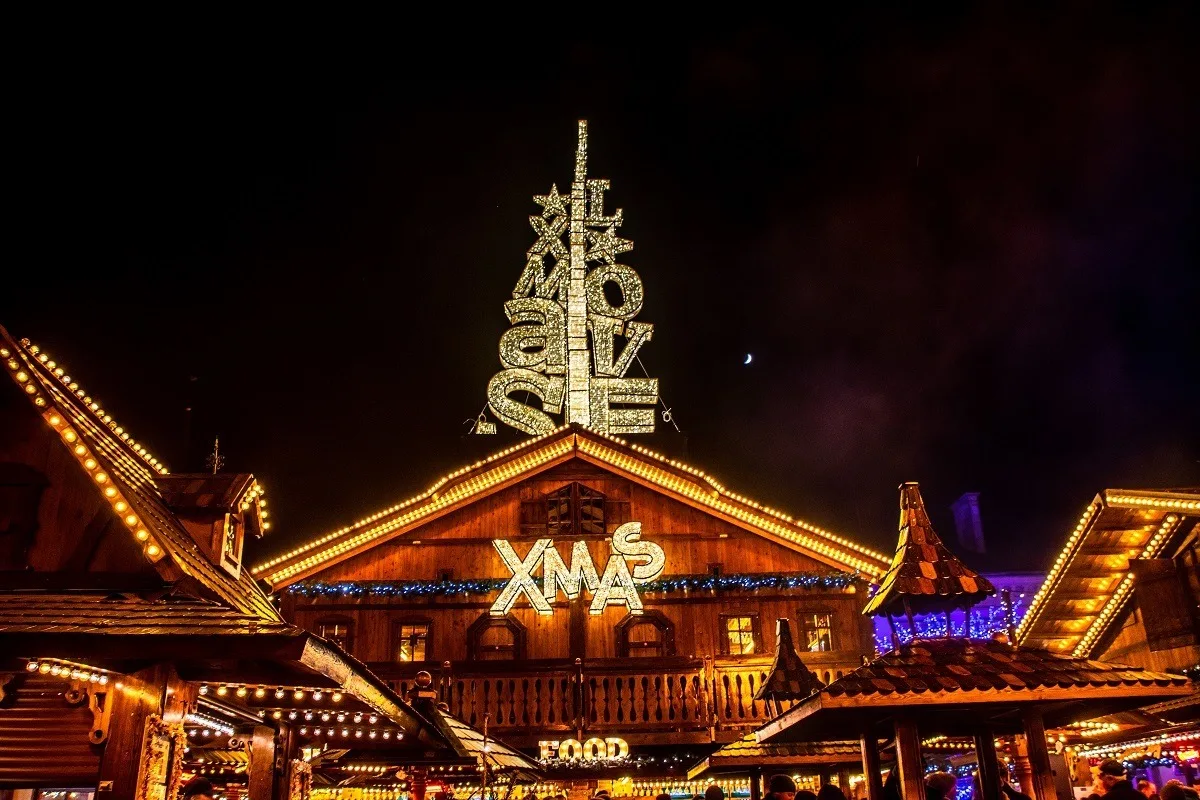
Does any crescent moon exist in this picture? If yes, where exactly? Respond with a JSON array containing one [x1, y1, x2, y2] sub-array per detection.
[[744, 353, 753, 365]]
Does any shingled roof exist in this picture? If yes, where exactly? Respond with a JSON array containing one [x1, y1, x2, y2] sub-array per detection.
[[756, 638, 1194, 742], [688, 734, 866, 779], [862, 482, 996, 616], [754, 618, 826, 702], [0, 328, 280, 621]]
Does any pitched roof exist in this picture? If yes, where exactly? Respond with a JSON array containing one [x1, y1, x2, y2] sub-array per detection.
[[756, 638, 1194, 742], [862, 482, 995, 616], [424, 704, 541, 777], [254, 425, 891, 586], [687, 734, 865, 779], [753, 618, 826, 701], [1016, 488, 1200, 656], [0, 328, 280, 621], [0, 593, 294, 636]]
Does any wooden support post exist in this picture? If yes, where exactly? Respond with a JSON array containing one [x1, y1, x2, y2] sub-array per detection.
[[893, 715, 925, 800], [248, 725, 277, 800], [819, 767, 832, 787], [273, 723, 299, 800], [1020, 709, 1059, 800], [749, 767, 763, 800], [861, 727, 884, 800], [973, 727, 1001, 800], [1012, 734, 1035, 799], [838, 768, 851, 791], [96, 664, 192, 800], [412, 767, 428, 800]]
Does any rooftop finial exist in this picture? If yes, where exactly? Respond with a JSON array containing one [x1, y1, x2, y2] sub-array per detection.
[[206, 437, 224, 475]]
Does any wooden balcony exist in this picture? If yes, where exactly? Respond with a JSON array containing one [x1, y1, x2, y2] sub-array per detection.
[[371, 656, 860, 746]]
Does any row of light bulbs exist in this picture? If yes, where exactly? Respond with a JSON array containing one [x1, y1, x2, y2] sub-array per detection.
[[199, 684, 345, 703], [297, 727, 403, 739], [262, 439, 575, 583], [26, 659, 110, 684], [186, 712, 235, 736], [1076, 731, 1199, 758], [10, 341, 169, 474], [1019, 489, 1198, 644], [579, 438, 885, 576], [274, 710, 378, 724], [253, 426, 573, 575], [258, 427, 890, 585], [1073, 573, 1135, 657]]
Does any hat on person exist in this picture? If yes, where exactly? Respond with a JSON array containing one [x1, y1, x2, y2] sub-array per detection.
[[769, 775, 798, 794], [1098, 759, 1127, 778]]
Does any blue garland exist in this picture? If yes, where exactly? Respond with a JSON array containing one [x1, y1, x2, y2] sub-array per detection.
[[288, 571, 859, 598]]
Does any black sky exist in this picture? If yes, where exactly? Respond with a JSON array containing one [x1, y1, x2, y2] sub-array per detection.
[[4, 9, 1197, 573]]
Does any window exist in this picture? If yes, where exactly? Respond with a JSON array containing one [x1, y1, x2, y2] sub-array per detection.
[[721, 614, 760, 655], [316, 617, 354, 652], [799, 610, 834, 652], [222, 514, 239, 561], [394, 622, 430, 662], [468, 615, 526, 661], [546, 483, 606, 536], [616, 612, 675, 658]]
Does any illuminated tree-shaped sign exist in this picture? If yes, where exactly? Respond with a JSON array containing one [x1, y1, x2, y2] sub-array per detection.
[[484, 120, 658, 436]]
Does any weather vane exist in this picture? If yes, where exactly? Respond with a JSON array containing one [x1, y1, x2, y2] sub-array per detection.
[[206, 436, 224, 475], [476, 120, 659, 436]]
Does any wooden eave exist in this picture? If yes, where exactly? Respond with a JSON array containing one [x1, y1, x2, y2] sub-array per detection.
[[0, 328, 281, 621], [254, 425, 890, 587], [1017, 489, 1199, 656], [687, 735, 868, 779]]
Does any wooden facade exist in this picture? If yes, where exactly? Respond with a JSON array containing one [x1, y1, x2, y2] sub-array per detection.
[[267, 436, 889, 748]]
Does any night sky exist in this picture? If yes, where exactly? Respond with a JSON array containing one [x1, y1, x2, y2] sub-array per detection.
[[5, 9, 1197, 574]]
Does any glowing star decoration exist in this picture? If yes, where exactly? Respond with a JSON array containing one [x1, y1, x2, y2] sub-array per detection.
[[485, 120, 659, 436], [490, 522, 665, 616]]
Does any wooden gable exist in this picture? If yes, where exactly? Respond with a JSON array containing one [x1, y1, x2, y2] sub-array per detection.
[[255, 425, 890, 587]]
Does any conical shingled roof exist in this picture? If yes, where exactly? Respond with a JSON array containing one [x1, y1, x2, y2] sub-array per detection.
[[862, 482, 996, 617], [754, 618, 826, 701]]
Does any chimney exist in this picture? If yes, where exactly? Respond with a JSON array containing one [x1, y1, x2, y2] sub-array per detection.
[[951, 492, 985, 554]]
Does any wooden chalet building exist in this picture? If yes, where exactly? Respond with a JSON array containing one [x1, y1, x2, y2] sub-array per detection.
[[0, 327, 537, 800], [1017, 488, 1200, 787], [254, 425, 893, 758]]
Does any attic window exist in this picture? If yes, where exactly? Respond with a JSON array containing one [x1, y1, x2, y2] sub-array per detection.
[[222, 515, 239, 562], [546, 483, 605, 536]]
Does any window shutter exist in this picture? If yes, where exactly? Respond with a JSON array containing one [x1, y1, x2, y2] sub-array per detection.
[[1132, 558, 1197, 651]]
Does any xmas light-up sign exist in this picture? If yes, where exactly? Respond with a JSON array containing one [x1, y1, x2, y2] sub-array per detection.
[[481, 120, 659, 437], [490, 522, 665, 616], [539, 737, 630, 762]]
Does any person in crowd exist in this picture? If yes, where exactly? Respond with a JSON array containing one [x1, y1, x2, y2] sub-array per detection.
[[796, 791, 818, 800], [818, 784, 847, 800], [881, 769, 902, 800], [1093, 759, 1142, 800], [655, 793, 672, 800], [705, 784, 726, 800], [181, 777, 216, 800], [767, 774, 798, 800], [925, 771, 957, 800], [691, 793, 705, 800], [999, 780, 1033, 800], [1138, 781, 1159, 800], [1160, 781, 1199, 800]]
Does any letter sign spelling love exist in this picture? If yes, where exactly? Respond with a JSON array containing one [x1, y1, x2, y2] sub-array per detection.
[[490, 522, 666, 617], [482, 120, 659, 437]]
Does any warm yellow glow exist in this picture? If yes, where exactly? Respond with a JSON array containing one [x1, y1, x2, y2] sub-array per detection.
[[104, 487, 117, 498], [124, 514, 138, 526], [115, 501, 128, 513], [48, 414, 62, 426], [83, 458, 97, 470], [94, 473, 108, 484], [74, 445, 87, 456], [146, 543, 161, 557]]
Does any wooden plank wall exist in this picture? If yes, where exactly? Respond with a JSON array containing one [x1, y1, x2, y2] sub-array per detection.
[[290, 462, 876, 665], [1099, 604, 1200, 673]]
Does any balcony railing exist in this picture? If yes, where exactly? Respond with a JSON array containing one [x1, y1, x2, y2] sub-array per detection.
[[376, 656, 859, 741]]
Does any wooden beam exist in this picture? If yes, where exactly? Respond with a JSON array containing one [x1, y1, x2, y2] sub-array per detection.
[[861, 727, 884, 800], [893, 715, 924, 800], [1021, 709, 1059, 800], [248, 724, 277, 800], [749, 767, 762, 800], [974, 726, 1001, 800]]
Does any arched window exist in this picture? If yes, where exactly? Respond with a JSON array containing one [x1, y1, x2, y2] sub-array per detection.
[[468, 614, 526, 661], [616, 611, 675, 658], [315, 616, 354, 653]]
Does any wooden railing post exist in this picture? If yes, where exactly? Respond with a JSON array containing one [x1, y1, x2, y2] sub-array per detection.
[[439, 660, 452, 703], [574, 657, 585, 741], [703, 655, 716, 741]]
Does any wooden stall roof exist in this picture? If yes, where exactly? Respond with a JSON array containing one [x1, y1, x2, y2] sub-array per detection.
[[425, 704, 541, 777], [0, 328, 280, 621], [1016, 488, 1200, 657], [687, 734, 867, 778], [754, 618, 826, 701], [253, 424, 892, 587], [0, 590, 437, 738], [756, 638, 1193, 742], [862, 483, 995, 617]]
